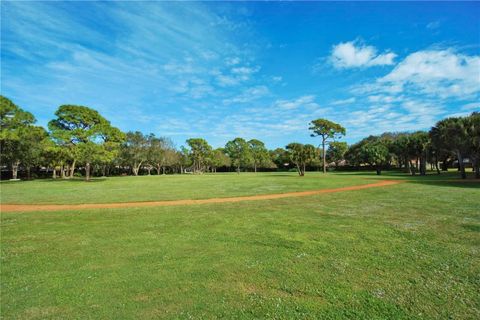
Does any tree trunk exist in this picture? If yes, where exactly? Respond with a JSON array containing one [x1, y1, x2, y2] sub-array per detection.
[[254, 163, 257, 173], [419, 154, 426, 176], [404, 156, 410, 173], [133, 161, 142, 176], [26, 166, 31, 179], [162, 167, 166, 175], [237, 164, 240, 174], [435, 155, 441, 174], [440, 156, 448, 171], [322, 138, 326, 174], [102, 165, 107, 177], [409, 160, 415, 175], [295, 163, 302, 176], [70, 160, 76, 178], [156, 165, 161, 175], [52, 167, 57, 179], [474, 158, 480, 179], [147, 167, 152, 175], [376, 166, 381, 175], [85, 162, 91, 181], [12, 160, 20, 179], [180, 165, 183, 174], [61, 165, 66, 179], [457, 152, 466, 179]]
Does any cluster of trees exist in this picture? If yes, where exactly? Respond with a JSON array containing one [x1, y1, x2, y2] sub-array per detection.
[[1, 95, 478, 180], [344, 113, 479, 178], [0, 96, 284, 180]]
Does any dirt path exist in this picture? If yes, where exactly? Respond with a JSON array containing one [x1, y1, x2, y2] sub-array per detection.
[[1, 180, 403, 213]]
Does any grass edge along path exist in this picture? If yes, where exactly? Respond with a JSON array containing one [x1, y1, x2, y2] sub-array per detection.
[[1, 180, 403, 213]]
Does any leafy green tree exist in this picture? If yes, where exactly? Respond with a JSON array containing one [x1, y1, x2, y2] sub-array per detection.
[[0, 96, 38, 179], [390, 133, 412, 173], [248, 139, 270, 173], [465, 112, 480, 178], [345, 141, 365, 167], [360, 139, 390, 175], [21, 126, 50, 179], [48, 105, 124, 180], [42, 139, 71, 178], [209, 148, 231, 173], [309, 118, 346, 173], [148, 136, 176, 175], [162, 149, 180, 174], [430, 117, 470, 179], [269, 148, 288, 170], [286, 143, 316, 176], [225, 137, 251, 173], [178, 146, 192, 174], [186, 138, 212, 173], [121, 131, 150, 176], [91, 127, 125, 177], [409, 131, 430, 176], [326, 141, 348, 167]]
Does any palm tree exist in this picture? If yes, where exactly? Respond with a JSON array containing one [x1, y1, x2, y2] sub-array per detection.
[[430, 117, 470, 179]]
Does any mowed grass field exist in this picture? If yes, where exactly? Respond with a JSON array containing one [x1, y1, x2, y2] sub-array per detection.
[[0, 172, 376, 205], [1, 172, 479, 319]]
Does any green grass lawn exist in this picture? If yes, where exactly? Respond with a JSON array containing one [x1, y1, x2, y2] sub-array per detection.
[[0, 170, 473, 205], [0, 172, 379, 205], [1, 172, 479, 319]]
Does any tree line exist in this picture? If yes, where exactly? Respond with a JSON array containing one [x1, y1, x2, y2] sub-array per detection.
[[1, 95, 478, 180], [344, 113, 480, 178]]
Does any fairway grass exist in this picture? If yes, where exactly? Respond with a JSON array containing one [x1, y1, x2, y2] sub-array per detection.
[[1, 172, 479, 319], [0, 172, 377, 205], [0, 171, 473, 205]]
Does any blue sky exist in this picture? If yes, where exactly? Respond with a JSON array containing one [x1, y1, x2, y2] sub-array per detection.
[[2, 1, 479, 149]]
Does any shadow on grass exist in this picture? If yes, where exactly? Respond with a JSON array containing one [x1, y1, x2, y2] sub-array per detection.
[[331, 170, 480, 189], [0, 177, 108, 184], [462, 224, 480, 232]]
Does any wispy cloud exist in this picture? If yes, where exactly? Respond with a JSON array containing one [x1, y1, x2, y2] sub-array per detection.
[[223, 85, 270, 105], [2, 1, 478, 149], [379, 49, 480, 99], [274, 95, 319, 110], [331, 97, 356, 106]]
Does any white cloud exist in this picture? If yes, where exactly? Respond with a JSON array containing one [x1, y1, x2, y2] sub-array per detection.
[[378, 49, 480, 99], [222, 85, 269, 105], [272, 76, 283, 82], [216, 74, 239, 87], [216, 65, 260, 87], [231, 66, 260, 75], [340, 98, 444, 139], [274, 95, 319, 110], [461, 102, 479, 111], [330, 41, 396, 69], [225, 56, 241, 66], [427, 21, 441, 30], [331, 97, 356, 105]]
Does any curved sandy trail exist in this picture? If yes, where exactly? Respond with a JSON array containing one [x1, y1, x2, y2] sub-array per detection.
[[1, 180, 403, 213]]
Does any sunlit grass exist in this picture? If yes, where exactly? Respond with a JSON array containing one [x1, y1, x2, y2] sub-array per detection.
[[1, 172, 479, 318], [1, 170, 476, 205]]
